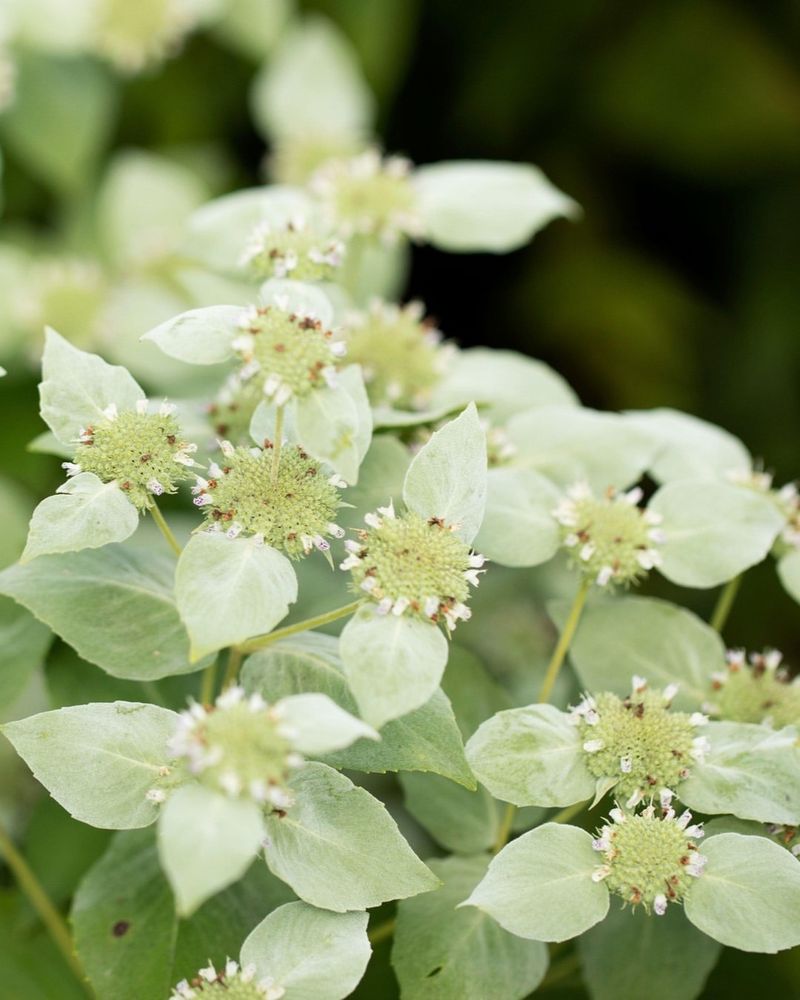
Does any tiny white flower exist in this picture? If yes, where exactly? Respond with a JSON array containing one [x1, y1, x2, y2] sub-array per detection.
[[61, 461, 81, 477], [653, 893, 668, 915], [620, 756, 632, 773], [583, 739, 604, 753], [136, 399, 149, 415], [102, 403, 118, 421], [596, 565, 614, 586], [147, 478, 165, 496]]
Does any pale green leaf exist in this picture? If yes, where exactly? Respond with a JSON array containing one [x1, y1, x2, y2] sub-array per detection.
[[339, 435, 409, 530], [339, 606, 449, 728], [2, 702, 178, 829], [22, 473, 138, 563], [393, 855, 548, 999], [681, 721, 800, 824], [241, 902, 370, 1000], [579, 900, 721, 1000], [39, 328, 144, 445], [0, 545, 203, 681], [158, 784, 264, 916], [176, 533, 297, 660], [276, 693, 378, 754], [263, 762, 439, 911], [652, 481, 784, 587], [414, 161, 579, 253], [141, 305, 243, 365], [475, 467, 560, 567], [564, 595, 724, 711], [0, 598, 52, 710], [466, 704, 594, 808], [684, 833, 800, 952], [212, 0, 291, 61], [403, 403, 487, 543], [441, 644, 513, 739], [400, 773, 499, 855], [777, 549, 800, 604], [462, 823, 609, 942], [293, 381, 362, 485]]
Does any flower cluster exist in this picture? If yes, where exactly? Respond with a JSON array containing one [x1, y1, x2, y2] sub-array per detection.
[[193, 441, 344, 559], [160, 687, 303, 809], [240, 217, 345, 282], [342, 300, 452, 409], [591, 795, 706, 914], [65, 399, 196, 508], [727, 468, 800, 551], [766, 823, 800, 858], [553, 483, 665, 587], [232, 301, 346, 406], [706, 648, 800, 728], [93, 0, 202, 74], [171, 959, 284, 1000], [572, 678, 709, 808], [341, 502, 484, 630], [310, 150, 423, 242]]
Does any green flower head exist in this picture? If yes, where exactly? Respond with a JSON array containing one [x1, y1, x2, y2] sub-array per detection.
[[206, 373, 265, 446], [232, 300, 346, 406], [342, 300, 453, 409], [341, 502, 485, 630], [706, 649, 800, 728], [193, 440, 344, 559], [553, 483, 665, 588], [573, 677, 710, 809], [171, 958, 284, 999], [592, 798, 706, 915], [93, 0, 200, 74], [65, 399, 197, 509], [310, 150, 422, 242], [240, 216, 345, 283]]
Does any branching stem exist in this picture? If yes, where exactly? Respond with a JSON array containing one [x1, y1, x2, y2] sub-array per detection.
[[237, 600, 364, 654]]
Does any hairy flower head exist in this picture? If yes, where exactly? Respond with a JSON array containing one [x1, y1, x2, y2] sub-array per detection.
[[705, 649, 800, 728], [342, 503, 485, 630], [193, 441, 344, 559], [553, 483, 664, 587], [240, 217, 344, 283], [67, 399, 196, 508], [171, 959, 284, 999], [573, 678, 709, 808], [591, 798, 706, 914]]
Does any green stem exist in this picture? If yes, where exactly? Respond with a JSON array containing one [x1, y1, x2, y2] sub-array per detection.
[[270, 405, 285, 485], [538, 578, 591, 704], [710, 574, 741, 633], [0, 819, 89, 991], [200, 661, 218, 705], [368, 917, 396, 946], [148, 500, 182, 558], [237, 600, 364, 654], [222, 648, 243, 690], [550, 799, 589, 825], [493, 802, 517, 854], [140, 681, 167, 707]]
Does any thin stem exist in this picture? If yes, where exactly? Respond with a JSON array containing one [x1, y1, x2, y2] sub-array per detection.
[[0, 819, 89, 991], [237, 599, 364, 654], [368, 917, 396, 946], [140, 681, 167, 707], [538, 578, 591, 704], [200, 661, 218, 705], [710, 574, 741, 633], [270, 405, 285, 485], [550, 799, 589, 825], [148, 500, 182, 557], [222, 648, 243, 690], [493, 801, 517, 854]]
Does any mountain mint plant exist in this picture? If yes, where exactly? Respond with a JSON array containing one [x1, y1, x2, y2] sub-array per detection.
[[2, 62, 800, 1000]]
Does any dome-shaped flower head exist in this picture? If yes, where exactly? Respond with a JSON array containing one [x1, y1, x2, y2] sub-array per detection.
[[240, 215, 345, 283], [705, 648, 800, 728], [171, 959, 284, 999]]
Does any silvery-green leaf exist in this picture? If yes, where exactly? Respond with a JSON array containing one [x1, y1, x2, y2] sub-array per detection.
[[141, 305, 244, 365], [506, 407, 656, 492], [27, 431, 75, 459], [22, 474, 138, 563], [400, 773, 499, 855], [211, 0, 290, 61], [340, 435, 410, 530], [430, 348, 577, 423], [579, 899, 721, 1000], [338, 364, 372, 464], [441, 644, 513, 739], [624, 408, 751, 484], [175, 533, 297, 660], [184, 186, 312, 274], [39, 328, 144, 445], [462, 823, 609, 941], [403, 402, 486, 543], [250, 16, 374, 141], [337, 234, 411, 306], [158, 784, 264, 916], [339, 606, 449, 728], [466, 704, 594, 808], [652, 481, 784, 587], [0, 598, 52, 710], [777, 549, 800, 604], [242, 634, 472, 786], [293, 383, 362, 485], [259, 278, 335, 327], [276, 693, 378, 754], [476, 467, 561, 567], [562, 595, 724, 711], [414, 161, 579, 253], [0, 545, 203, 681], [681, 721, 800, 824], [371, 402, 462, 429], [684, 833, 800, 952], [263, 762, 439, 911], [392, 855, 548, 999], [2, 702, 179, 829], [240, 902, 370, 1000]]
